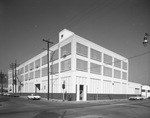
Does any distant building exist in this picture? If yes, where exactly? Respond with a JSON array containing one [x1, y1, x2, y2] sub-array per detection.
[[8, 29, 141, 101], [141, 85, 150, 98], [0, 73, 8, 93]]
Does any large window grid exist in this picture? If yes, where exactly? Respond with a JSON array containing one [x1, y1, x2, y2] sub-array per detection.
[[50, 49, 59, 62], [20, 75, 24, 82], [42, 55, 47, 66], [25, 65, 28, 73], [76, 59, 88, 72], [35, 69, 40, 78], [122, 71, 127, 80], [50, 63, 59, 74], [114, 58, 121, 68], [35, 59, 40, 68], [103, 66, 112, 77], [29, 71, 34, 80], [29, 62, 34, 71], [122, 61, 127, 70], [42, 67, 47, 77], [61, 59, 71, 72], [76, 43, 88, 57], [90, 48, 101, 62], [19, 67, 24, 75], [90, 63, 101, 75], [114, 69, 121, 79], [61, 43, 71, 58], [25, 73, 28, 81], [103, 54, 112, 66]]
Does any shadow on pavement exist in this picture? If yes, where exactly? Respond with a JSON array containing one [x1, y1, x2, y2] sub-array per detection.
[[0, 97, 10, 102], [34, 111, 60, 118]]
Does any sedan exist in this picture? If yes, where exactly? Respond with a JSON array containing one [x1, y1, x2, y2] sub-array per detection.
[[27, 94, 41, 100], [129, 95, 143, 100]]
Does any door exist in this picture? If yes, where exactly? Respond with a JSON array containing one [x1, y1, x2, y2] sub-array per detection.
[[35, 84, 40, 93], [79, 85, 84, 100]]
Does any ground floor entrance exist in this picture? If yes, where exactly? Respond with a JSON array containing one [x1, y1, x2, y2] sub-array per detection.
[[35, 84, 40, 93]]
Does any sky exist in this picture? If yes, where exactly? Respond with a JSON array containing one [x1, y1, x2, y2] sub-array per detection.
[[0, 0, 150, 85]]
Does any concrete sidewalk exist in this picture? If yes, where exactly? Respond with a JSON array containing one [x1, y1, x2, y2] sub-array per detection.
[[20, 95, 129, 104]]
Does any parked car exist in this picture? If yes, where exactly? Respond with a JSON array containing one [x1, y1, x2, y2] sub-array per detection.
[[129, 95, 144, 100], [3, 92, 12, 96], [27, 94, 41, 100], [11, 93, 20, 97], [5, 93, 11, 96]]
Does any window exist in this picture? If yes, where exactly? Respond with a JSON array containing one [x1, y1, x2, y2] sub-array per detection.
[[114, 69, 121, 79], [25, 74, 28, 81], [29, 71, 34, 79], [103, 66, 112, 77], [50, 49, 59, 61], [42, 67, 47, 77], [76, 59, 88, 72], [114, 58, 121, 68], [90, 48, 101, 62], [20, 75, 24, 82], [35, 59, 40, 68], [122, 61, 127, 70], [50, 63, 59, 74], [20, 67, 24, 74], [29, 62, 34, 70], [122, 72, 127, 80], [76, 43, 88, 57], [61, 59, 71, 72], [61, 43, 71, 58], [104, 54, 112, 65], [90, 63, 101, 75], [35, 69, 40, 78], [42, 55, 47, 66], [25, 65, 28, 72], [142, 89, 145, 92]]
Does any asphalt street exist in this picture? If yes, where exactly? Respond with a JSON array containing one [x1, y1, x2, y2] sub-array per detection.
[[0, 95, 150, 118]]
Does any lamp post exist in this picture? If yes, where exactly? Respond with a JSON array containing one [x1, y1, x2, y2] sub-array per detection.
[[143, 33, 150, 47]]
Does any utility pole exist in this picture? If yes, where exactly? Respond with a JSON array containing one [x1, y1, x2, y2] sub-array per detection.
[[50, 51, 54, 99], [0, 71, 3, 94], [14, 60, 17, 93], [43, 39, 53, 100], [9, 61, 18, 94], [10, 63, 14, 93]]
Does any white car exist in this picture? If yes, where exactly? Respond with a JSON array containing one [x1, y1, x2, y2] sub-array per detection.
[[27, 94, 41, 100], [3, 92, 11, 96], [129, 95, 144, 100]]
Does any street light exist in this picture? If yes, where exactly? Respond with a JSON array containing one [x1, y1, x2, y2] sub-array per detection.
[[143, 33, 149, 47]]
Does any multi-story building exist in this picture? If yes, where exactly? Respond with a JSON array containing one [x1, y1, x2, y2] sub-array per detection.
[[8, 29, 141, 101], [142, 85, 150, 98], [0, 73, 8, 93]]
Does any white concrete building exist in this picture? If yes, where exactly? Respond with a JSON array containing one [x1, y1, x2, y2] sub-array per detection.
[[142, 85, 150, 98], [127, 82, 141, 95], [8, 29, 140, 101]]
